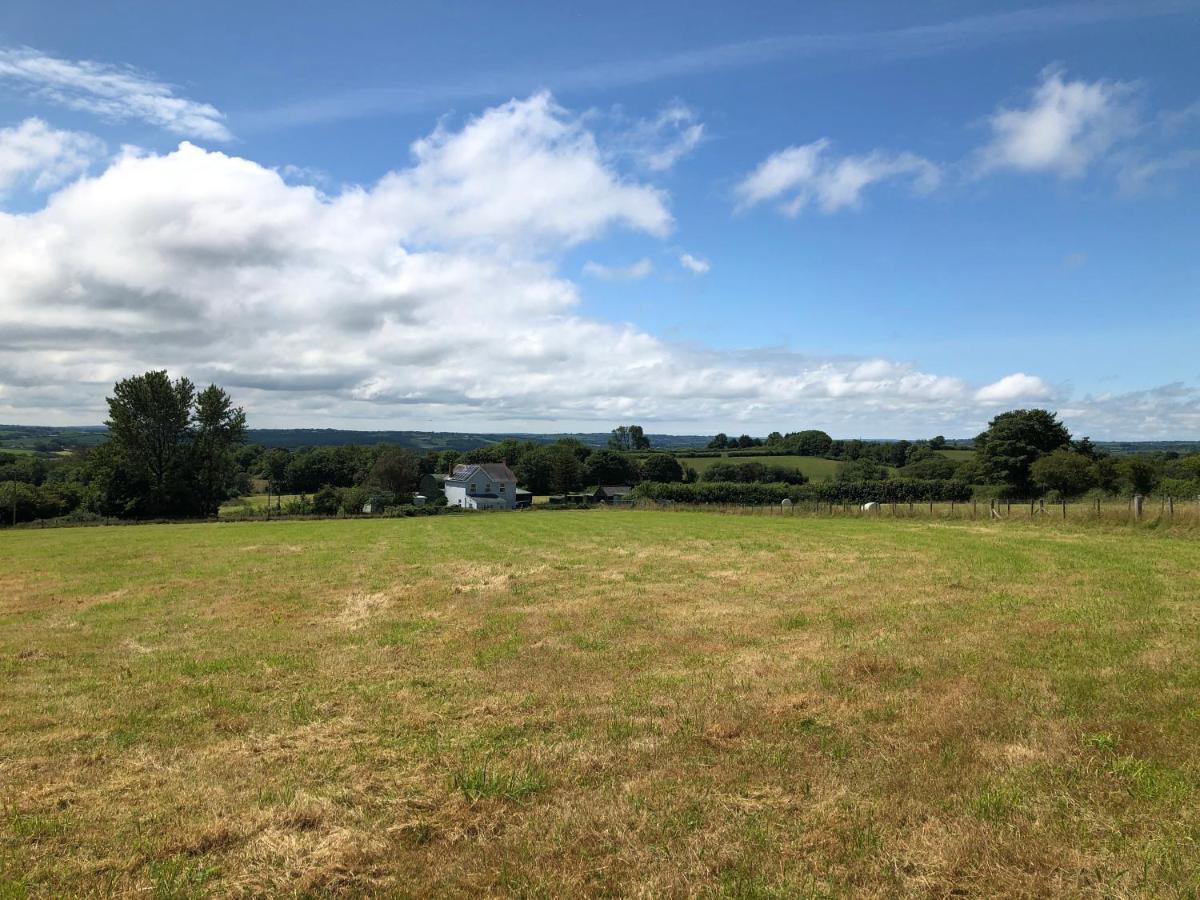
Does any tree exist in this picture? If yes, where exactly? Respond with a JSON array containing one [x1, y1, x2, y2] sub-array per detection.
[[736, 434, 755, 448], [312, 484, 343, 516], [515, 446, 556, 494], [437, 449, 462, 474], [192, 384, 247, 517], [367, 449, 421, 498], [837, 458, 889, 482], [707, 433, 729, 450], [105, 371, 195, 516], [1120, 457, 1159, 495], [928, 435, 947, 450], [639, 454, 684, 483], [1030, 450, 1097, 497], [584, 450, 640, 486], [1071, 436, 1100, 460], [792, 430, 833, 456], [975, 409, 1071, 496], [765, 431, 784, 446], [609, 425, 650, 451], [0, 480, 34, 526]]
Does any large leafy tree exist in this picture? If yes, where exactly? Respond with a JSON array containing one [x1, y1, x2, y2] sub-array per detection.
[[609, 425, 650, 451], [367, 448, 421, 498], [1030, 450, 1097, 497], [584, 449, 640, 486], [105, 371, 197, 516], [639, 453, 684, 483], [975, 409, 1071, 496], [193, 384, 248, 516]]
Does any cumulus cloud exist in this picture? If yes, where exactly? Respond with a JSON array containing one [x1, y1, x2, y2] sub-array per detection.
[[370, 92, 671, 249], [976, 66, 1138, 177], [0, 117, 104, 194], [0, 46, 231, 141], [974, 373, 1054, 403], [679, 252, 710, 274], [0, 91, 1088, 434], [583, 258, 653, 280], [736, 139, 940, 214]]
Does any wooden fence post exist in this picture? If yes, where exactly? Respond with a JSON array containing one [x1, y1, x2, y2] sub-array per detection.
[[1133, 494, 1144, 520]]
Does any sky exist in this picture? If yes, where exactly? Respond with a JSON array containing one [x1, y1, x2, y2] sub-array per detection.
[[0, 1, 1198, 438]]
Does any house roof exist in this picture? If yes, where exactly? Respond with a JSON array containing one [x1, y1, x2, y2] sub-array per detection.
[[446, 462, 517, 484], [597, 485, 633, 494]]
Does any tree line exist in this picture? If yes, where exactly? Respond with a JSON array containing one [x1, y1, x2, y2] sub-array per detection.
[[3, 378, 1198, 526]]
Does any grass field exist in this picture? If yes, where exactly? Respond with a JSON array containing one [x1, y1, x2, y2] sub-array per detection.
[[678, 454, 848, 480], [2, 511, 1198, 896]]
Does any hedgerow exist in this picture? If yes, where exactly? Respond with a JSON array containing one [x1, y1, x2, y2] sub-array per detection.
[[632, 479, 972, 505]]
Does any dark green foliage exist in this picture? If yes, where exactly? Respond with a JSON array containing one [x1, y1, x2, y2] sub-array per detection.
[[312, 484, 343, 516], [634, 479, 971, 505], [700, 462, 807, 485], [105, 370, 197, 516], [609, 425, 651, 451], [790, 430, 834, 456], [901, 456, 961, 480], [837, 458, 890, 482], [1030, 450, 1097, 498], [1120, 457, 1159, 495], [367, 448, 422, 497], [707, 432, 729, 450], [975, 409, 1071, 495], [193, 385, 248, 517], [639, 453, 685, 483], [584, 450, 640, 486], [516, 444, 585, 493]]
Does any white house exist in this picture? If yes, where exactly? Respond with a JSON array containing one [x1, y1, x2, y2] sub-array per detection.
[[443, 463, 519, 510]]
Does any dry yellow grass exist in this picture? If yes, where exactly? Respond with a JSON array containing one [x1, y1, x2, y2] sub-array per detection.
[[1, 510, 1198, 896]]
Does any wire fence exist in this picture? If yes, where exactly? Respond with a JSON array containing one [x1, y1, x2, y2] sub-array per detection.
[[626, 495, 1200, 526]]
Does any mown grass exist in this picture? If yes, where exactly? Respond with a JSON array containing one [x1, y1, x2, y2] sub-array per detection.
[[1, 510, 1198, 896]]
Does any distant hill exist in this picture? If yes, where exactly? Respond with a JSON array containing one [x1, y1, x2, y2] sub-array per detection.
[[0, 424, 711, 454], [3, 424, 1198, 456], [239, 429, 713, 451]]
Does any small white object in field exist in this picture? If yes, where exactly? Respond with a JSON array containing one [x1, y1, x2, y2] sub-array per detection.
[[781, 498, 792, 508], [861, 501, 878, 511]]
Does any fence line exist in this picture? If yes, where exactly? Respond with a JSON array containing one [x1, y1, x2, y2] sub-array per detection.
[[624, 494, 1200, 526]]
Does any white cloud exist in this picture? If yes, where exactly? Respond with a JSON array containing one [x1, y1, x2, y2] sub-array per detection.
[[612, 102, 705, 172], [369, 92, 671, 249], [976, 66, 1138, 178], [736, 139, 940, 214], [975, 373, 1054, 403], [679, 252, 710, 274], [0, 46, 231, 141], [2, 91, 1169, 436], [583, 258, 654, 280], [0, 118, 104, 194]]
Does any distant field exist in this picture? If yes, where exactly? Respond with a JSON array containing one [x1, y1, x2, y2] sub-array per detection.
[[937, 448, 976, 460], [2, 511, 1197, 895], [678, 454, 847, 480]]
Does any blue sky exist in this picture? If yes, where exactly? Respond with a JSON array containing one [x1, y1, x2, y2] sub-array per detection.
[[0, 1, 1197, 437]]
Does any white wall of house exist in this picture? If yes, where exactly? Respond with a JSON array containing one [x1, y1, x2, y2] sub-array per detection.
[[444, 467, 517, 510]]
